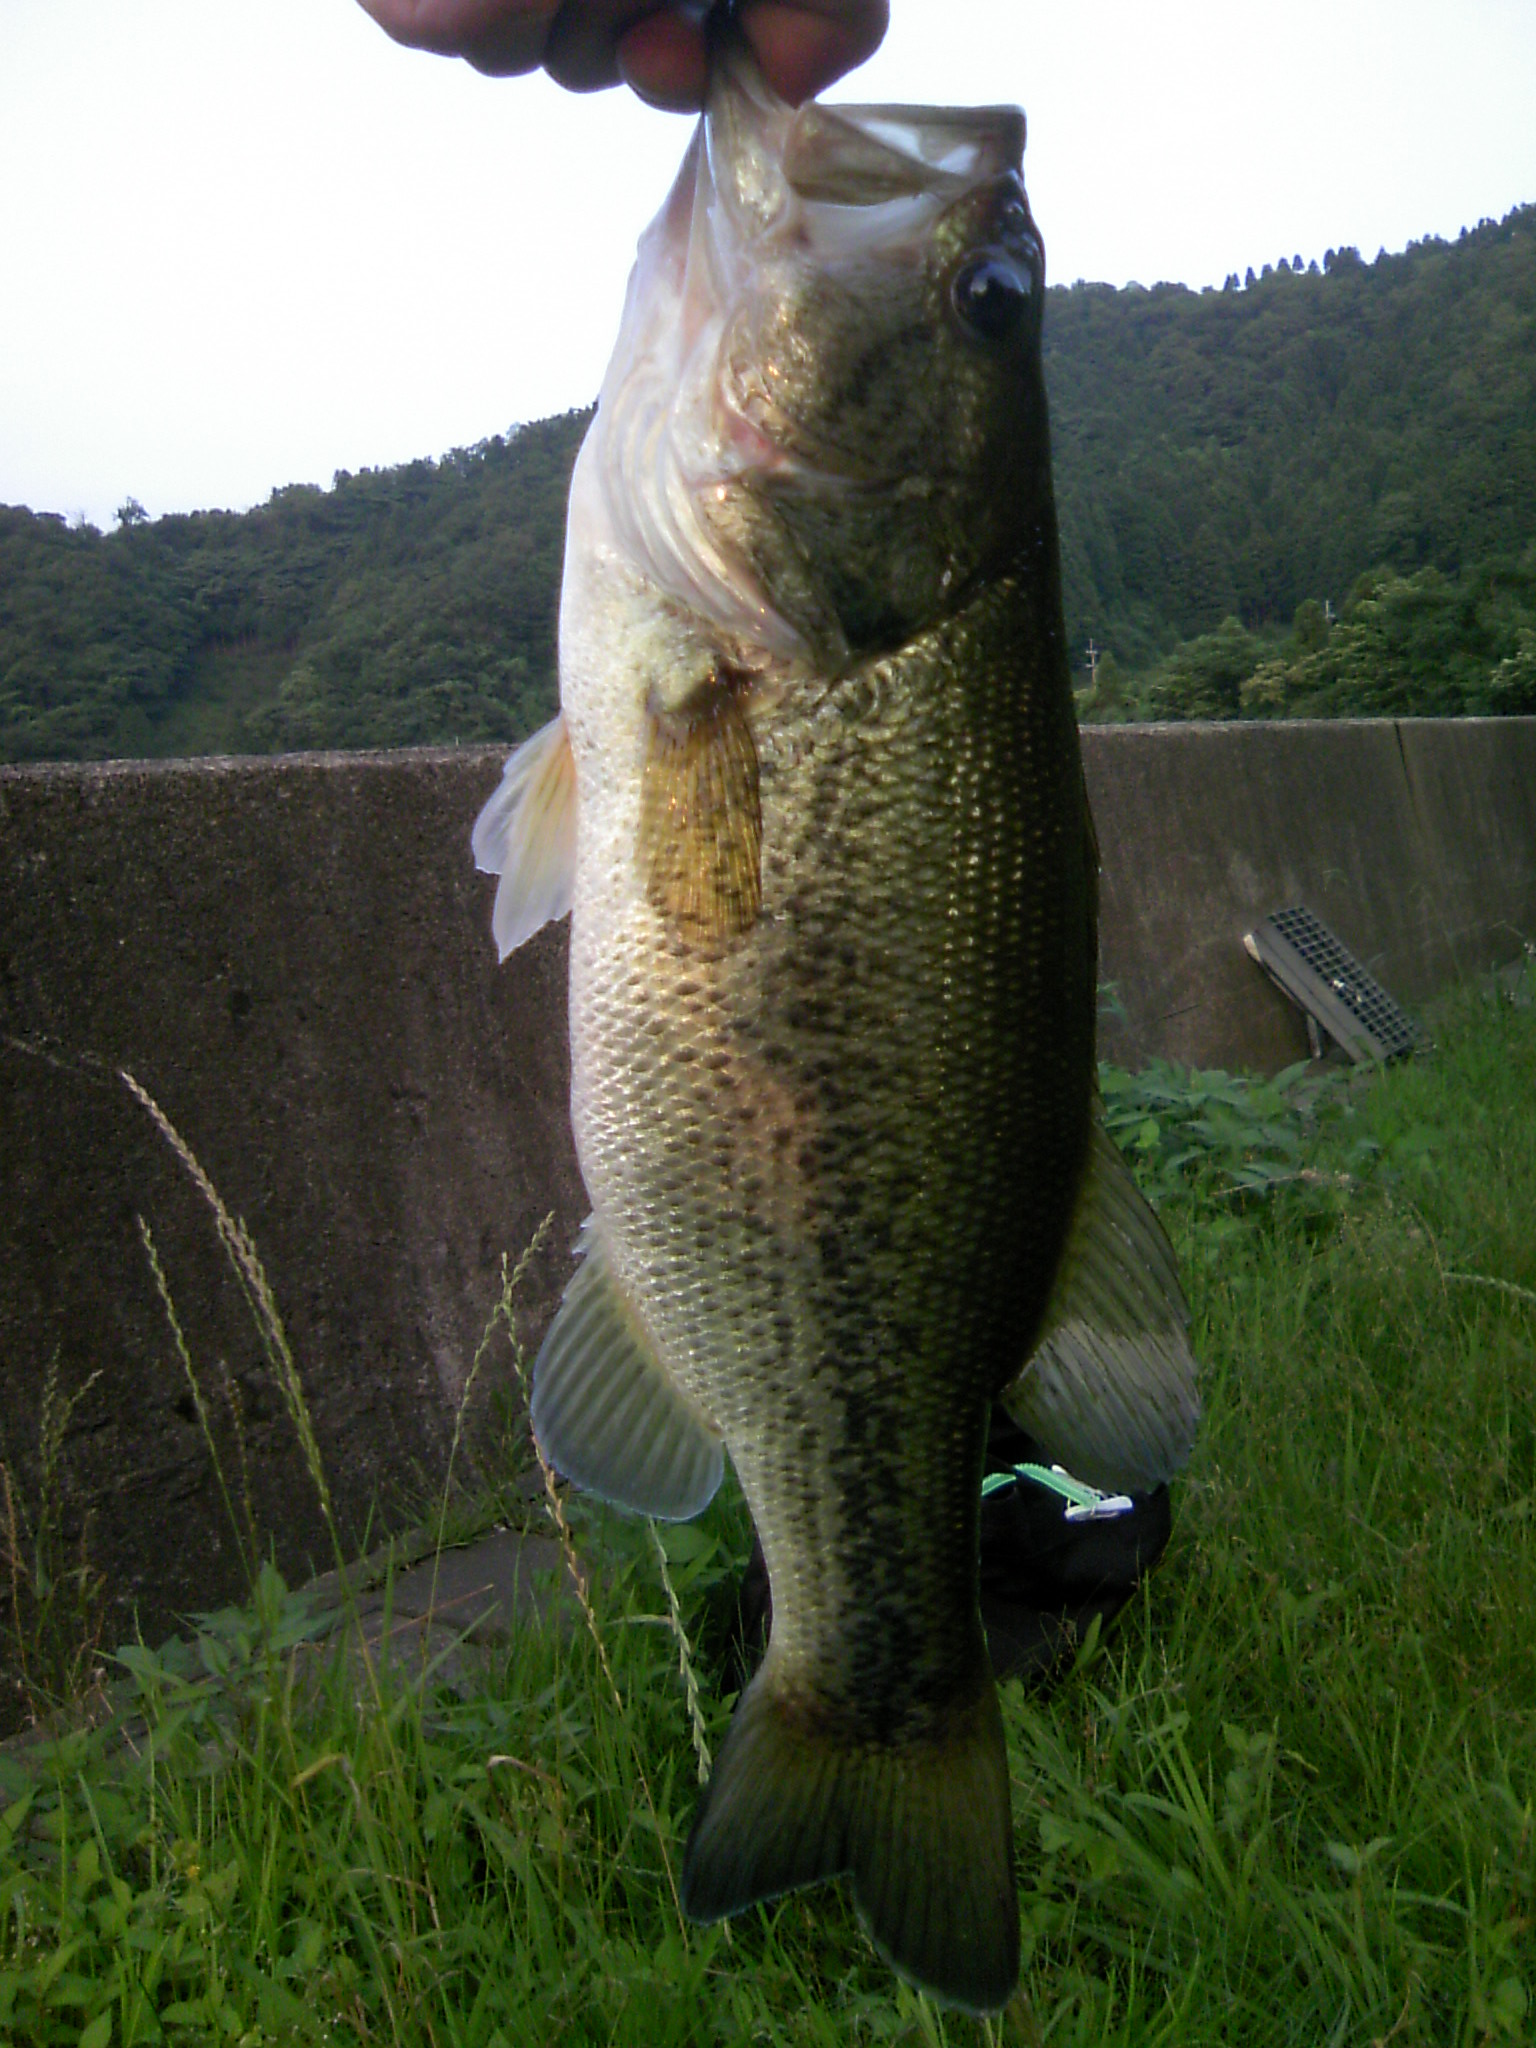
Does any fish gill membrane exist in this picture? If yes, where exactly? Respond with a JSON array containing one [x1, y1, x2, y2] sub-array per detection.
[[472, 21, 1198, 2017]]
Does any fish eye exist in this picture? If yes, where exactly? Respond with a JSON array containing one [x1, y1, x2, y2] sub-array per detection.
[[950, 255, 1033, 341]]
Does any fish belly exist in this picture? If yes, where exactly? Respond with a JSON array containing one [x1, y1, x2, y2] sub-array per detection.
[[568, 567, 1090, 2009], [571, 569, 1092, 1698]]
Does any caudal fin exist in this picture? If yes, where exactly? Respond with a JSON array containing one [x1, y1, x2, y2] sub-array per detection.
[[680, 1666, 1019, 2013]]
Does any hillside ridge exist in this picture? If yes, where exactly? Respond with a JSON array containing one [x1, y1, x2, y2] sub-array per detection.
[[3, 204, 1533, 762]]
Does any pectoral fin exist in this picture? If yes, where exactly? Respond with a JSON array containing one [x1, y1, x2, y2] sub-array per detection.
[[471, 714, 577, 961], [531, 1220, 725, 1520], [1001, 1123, 1200, 1492], [639, 677, 761, 941]]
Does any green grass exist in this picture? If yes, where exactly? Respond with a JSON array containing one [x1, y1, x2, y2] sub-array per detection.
[[2, 973, 1534, 2045]]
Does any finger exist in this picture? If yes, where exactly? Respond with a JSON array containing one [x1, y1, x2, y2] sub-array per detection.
[[357, 0, 888, 102], [615, 9, 711, 112], [357, 0, 558, 72], [619, 0, 888, 114], [739, 0, 889, 104], [541, 0, 664, 94]]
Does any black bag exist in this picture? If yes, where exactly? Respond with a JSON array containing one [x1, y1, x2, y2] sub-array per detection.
[[977, 1408, 1171, 1687], [711, 1404, 1174, 1696]]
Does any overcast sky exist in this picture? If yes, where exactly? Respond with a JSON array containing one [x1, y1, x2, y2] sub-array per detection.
[[4, 0, 1534, 530]]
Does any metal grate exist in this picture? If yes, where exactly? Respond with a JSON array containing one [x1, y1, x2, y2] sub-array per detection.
[[1244, 906, 1420, 1063]]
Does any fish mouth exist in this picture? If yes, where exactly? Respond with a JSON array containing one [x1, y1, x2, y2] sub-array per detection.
[[707, 35, 1024, 222], [590, 37, 1028, 660], [698, 45, 1028, 483], [783, 99, 1025, 209]]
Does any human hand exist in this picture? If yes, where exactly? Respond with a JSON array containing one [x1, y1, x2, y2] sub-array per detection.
[[356, 1, 888, 110]]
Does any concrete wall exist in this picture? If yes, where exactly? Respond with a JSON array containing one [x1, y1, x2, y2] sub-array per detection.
[[1085, 718, 1536, 1069], [1, 750, 586, 1653], [2, 719, 1532, 1650]]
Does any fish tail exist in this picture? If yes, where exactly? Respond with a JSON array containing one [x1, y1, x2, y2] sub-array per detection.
[[680, 1664, 1019, 2013]]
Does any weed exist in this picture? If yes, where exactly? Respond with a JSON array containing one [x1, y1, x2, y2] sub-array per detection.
[[121, 1068, 340, 1562], [138, 1217, 261, 1588], [0, 980, 1532, 2043], [648, 1518, 714, 1787], [1097, 1053, 1379, 1216], [0, 1357, 107, 1730]]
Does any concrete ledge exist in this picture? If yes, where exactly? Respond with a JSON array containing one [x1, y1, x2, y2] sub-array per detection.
[[1084, 719, 1536, 1069], [2, 718, 1533, 1653], [1, 748, 586, 1657]]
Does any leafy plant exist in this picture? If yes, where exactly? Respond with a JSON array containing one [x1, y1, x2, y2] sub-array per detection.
[[2, 976, 1533, 2042], [1096, 1052, 1386, 1221]]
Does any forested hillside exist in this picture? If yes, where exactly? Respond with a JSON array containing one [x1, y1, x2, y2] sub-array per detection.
[[1052, 205, 1536, 720], [0, 415, 584, 763], [3, 204, 1534, 763]]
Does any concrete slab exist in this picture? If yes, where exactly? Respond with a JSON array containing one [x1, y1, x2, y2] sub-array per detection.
[[0, 1521, 578, 1757], [379, 1527, 569, 1637], [313, 1526, 574, 1698]]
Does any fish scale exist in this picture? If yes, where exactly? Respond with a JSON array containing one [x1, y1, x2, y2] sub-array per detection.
[[567, 565, 1089, 1937], [473, 28, 1198, 2014]]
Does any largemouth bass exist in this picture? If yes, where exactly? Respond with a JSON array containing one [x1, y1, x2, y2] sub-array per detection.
[[474, 32, 1197, 2014]]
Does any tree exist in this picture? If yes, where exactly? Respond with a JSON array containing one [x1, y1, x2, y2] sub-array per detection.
[[8, 205, 1536, 762]]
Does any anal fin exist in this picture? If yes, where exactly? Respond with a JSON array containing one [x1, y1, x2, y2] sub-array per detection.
[[1002, 1121, 1200, 1492], [531, 1220, 724, 1519]]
